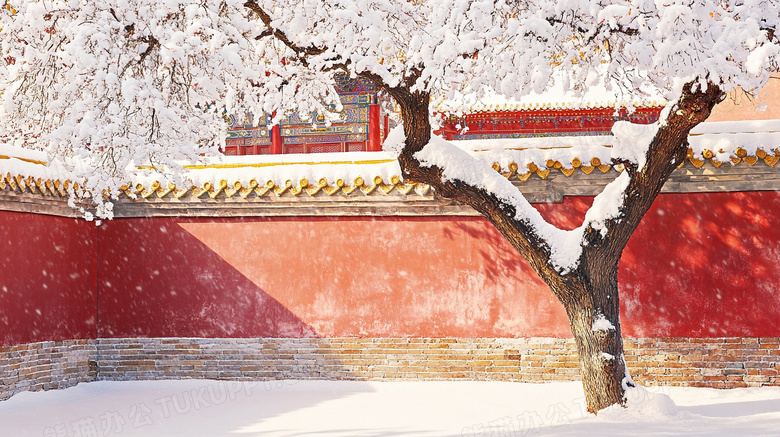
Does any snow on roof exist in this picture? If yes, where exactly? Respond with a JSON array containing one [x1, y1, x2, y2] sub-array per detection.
[[0, 144, 75, 194], [453, 119, 780, 173], [452, 99, 665, 114], [0, 120, 778, 201], [438, 81, 667, 114]]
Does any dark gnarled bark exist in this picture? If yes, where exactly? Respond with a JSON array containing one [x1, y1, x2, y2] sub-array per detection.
[[245, 0, 723, 413], [561, 264, 628, 412], [243, 3, 727, 412], [385, 80, 724, 413]]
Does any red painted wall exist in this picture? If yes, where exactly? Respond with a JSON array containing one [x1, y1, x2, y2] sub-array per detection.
[[96, 216, 568, 338], [0, 211, 98, 347], [620, 191, 780, 337], [536, 192, 780, 337], [95, 191, 780, 339], [96, 217, 321, 338], [3, 191, 779, 346]]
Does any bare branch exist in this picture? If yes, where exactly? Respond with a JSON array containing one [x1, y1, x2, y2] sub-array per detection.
[[243, 0, 328, 66]]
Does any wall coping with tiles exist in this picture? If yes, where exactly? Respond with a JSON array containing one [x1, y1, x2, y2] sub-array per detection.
[[2, 156, 780, 218], [3, 337, 778, 401]]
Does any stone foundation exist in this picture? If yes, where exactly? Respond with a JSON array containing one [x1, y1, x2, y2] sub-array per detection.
[[95, 338, 554, 382], [0, 340, 97, 401], [94, 337, 780, 388], [2, 337, 778, 401]]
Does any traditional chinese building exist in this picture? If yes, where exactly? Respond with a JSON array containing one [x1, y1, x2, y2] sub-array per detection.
[[223, 75, 391, 155], [438, 103, 662, 140], [222, 76, 665, 156]]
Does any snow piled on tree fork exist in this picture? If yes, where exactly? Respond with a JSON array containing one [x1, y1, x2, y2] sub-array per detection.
[[2, 380, 780, 436]]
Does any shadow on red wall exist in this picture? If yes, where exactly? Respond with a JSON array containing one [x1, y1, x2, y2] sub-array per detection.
[[98, 216, 572, 338], [95, 191, 780, 339], [445, 219, 571, 337], [4, 190, 780, 344], [97, 218, 318, 338], [621, 191, 780, 337], [0, 211, 97, 347]]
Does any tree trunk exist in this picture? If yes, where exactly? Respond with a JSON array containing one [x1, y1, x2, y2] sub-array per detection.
[[252, 5, 727, 415], [386, 83, 635, 413], [377, 76, 723, 415], [559, 265, 631, 413]]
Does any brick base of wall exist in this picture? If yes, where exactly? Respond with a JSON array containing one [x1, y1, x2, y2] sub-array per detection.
[[2, 337, 778, 401], [627, 338, 780, 388], [95, 337, 780, 388], [0, 340, 96, 401]]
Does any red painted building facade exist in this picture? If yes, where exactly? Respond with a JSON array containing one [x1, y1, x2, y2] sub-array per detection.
[[223, 76, 391, 155], [437, 106, 662, 140]]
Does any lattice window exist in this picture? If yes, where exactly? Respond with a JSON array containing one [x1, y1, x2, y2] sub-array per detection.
[[346, 142, 366, 152], [307, 143, 342, 154], [284, 144, 304, 154]]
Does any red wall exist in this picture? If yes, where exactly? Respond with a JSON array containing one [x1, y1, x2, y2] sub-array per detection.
[[620, 191, 780, 337], [537, 192, 780, 337], [96, 216, 568, 338], [0, 211, 98, 347], [95, 191, 780, 339], [3, 191, 780, 346]]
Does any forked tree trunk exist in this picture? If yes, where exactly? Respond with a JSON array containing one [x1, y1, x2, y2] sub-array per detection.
[[387, 85, 636, 412], [379, 79, 724, 414], [248, 4, 728, 414]]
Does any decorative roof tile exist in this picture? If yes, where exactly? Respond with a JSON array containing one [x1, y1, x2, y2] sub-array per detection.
[[0, 120, 777, 202]]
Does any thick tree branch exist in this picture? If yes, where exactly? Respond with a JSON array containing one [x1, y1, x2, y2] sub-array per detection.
[[383, 85, 585, 303], [384, 79, 725, 309], [584, 81, 725, 264]]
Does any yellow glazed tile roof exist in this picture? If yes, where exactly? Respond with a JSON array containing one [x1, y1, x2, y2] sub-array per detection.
[[1, 119, 778, 200], [1, 146, 778, 201]]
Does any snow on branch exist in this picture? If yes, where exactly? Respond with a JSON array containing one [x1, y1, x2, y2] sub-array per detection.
[[592, 312, 616, 332], [611, 121, 660, 171], [413, 129, 634, 275]]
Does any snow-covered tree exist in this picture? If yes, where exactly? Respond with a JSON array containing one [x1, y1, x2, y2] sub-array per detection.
[[1, 0, 778, 412]]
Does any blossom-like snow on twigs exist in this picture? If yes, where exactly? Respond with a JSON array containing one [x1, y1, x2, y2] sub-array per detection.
[[0, 0, 340, 217], [0, 0, 777, 218]]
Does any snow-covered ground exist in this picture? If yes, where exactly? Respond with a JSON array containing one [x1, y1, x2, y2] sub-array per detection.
[[2, 380, 779, 436]]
